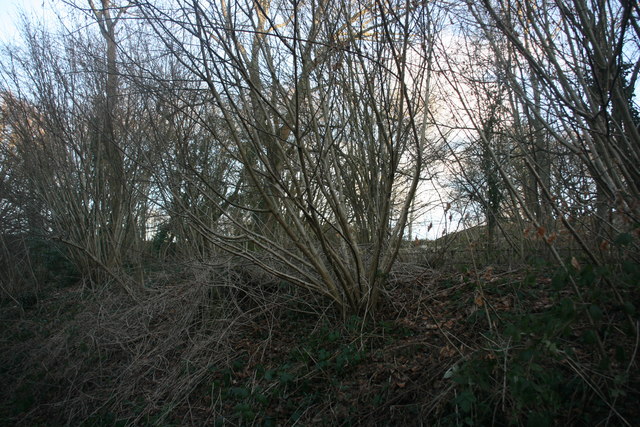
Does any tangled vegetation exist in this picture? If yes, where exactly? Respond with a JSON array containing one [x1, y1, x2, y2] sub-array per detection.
[[1, 231, 638, 425], [1, 0, 639, 425]]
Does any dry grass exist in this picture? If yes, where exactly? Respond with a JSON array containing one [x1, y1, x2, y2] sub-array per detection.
[[0, 258, 312, 425], [2, 255, 638, 426]]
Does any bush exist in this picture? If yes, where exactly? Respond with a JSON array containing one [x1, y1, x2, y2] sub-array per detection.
[[444, 259, 639, 426]]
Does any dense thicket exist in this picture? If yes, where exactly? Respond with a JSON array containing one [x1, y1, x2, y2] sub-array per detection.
[[0, 0, 638, 425]]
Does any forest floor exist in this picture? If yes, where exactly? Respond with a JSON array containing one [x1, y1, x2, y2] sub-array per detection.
[[1, 260, 639, 426]]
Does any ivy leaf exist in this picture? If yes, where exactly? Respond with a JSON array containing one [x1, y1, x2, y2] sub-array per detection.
[[230, 387, 250, 399], [623, 302, 636, 315], [588, 304, 603, 322], [278, 371, 295, 384], [614, 233, 633, 247], [455, 390, 476, 413]]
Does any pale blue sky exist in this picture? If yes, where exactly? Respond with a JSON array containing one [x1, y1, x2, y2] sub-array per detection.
[[0, 0, 53, 43]]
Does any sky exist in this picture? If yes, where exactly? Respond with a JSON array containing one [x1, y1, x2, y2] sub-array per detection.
[[0, 0, 54, 44], [0, 0, 455, 241], [0, 1, 461, 241]]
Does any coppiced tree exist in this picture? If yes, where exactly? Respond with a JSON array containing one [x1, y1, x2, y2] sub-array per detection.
[[463, 0, 640, 259], [432, 0, 640, 363], [0, 11, 151, 289], [135, 0, 438, 315]]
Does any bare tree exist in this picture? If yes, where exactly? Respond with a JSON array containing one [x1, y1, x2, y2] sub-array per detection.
[[0, 12, 153, 289], [133, 0, 438, 316], [465, 0, 640, 253]]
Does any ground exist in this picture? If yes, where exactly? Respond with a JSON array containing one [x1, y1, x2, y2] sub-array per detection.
[[1, 260, 638, 426]]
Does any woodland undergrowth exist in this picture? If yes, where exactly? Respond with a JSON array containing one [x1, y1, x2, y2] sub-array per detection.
[[0, 248, 639, 426]]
